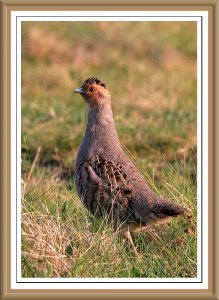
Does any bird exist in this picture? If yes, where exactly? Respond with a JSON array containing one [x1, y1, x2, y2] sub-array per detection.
[[74, 77, 187, 250]]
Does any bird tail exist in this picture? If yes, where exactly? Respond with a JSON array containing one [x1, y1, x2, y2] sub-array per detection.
[[130, 194, 188, 225], [145, 197, 188, 224], [152, 199, 188, 217]]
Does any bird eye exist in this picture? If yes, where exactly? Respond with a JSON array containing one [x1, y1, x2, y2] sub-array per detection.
[[89, 87, 95, 92]]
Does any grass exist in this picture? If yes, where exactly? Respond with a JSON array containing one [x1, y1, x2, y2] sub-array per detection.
[[22, 153, 196, 278], [21, 21, 197, 278]]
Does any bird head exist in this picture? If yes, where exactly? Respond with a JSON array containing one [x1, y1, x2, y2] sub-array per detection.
[[74, 77, 111, 109]]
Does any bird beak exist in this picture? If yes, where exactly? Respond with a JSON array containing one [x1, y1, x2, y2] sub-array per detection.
[[74, 87, 83, 94]]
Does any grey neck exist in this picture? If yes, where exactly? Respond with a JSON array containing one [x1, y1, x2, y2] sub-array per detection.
[[87, 104, 119, 141], [77, 103, 122, 162], [88, 104, 114, 128]]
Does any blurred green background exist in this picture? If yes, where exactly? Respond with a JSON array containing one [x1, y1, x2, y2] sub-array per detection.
[[21, 21, 197, 278], [22, 21, 197, 173]]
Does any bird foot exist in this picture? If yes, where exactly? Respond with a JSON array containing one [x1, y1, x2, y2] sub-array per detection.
[[122, 230, 139, 255]]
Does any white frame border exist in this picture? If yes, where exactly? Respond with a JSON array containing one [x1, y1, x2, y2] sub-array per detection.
[[11, 10, 208, 290]]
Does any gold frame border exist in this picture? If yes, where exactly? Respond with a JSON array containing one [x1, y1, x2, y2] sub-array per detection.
[[0, 1, 217, 299]]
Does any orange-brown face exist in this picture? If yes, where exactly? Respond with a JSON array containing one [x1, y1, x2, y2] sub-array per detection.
[[74, 77, 111, 107]]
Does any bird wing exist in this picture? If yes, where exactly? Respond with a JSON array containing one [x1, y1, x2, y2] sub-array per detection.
[[75, 156, 135, 221], [76, 156, 187, 225]]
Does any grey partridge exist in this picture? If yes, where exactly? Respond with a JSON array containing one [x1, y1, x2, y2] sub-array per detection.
[[74, 77, 187, 244]]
